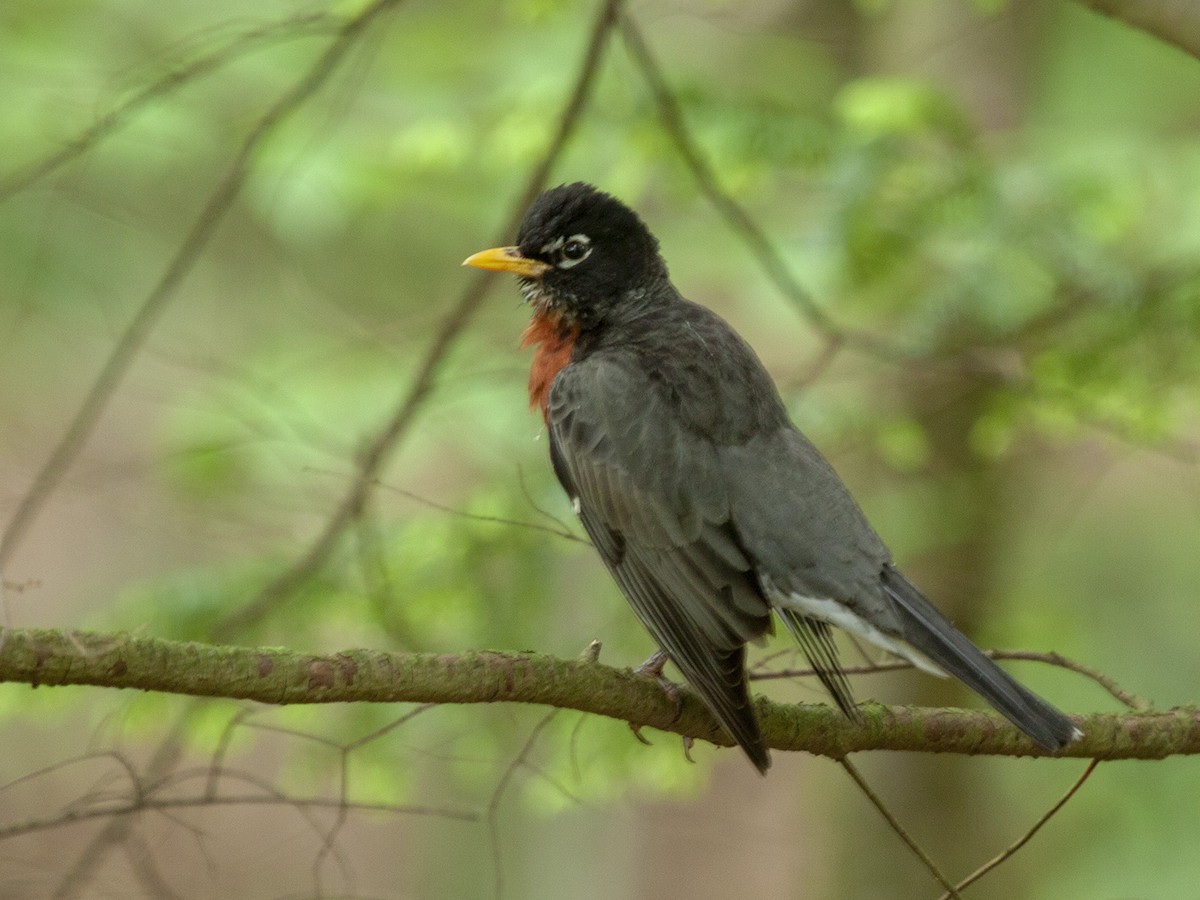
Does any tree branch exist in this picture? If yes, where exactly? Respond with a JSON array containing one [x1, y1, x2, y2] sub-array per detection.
[[218, 0, 624, 634], [1073, 0, 1200, 61], [2, 628, 1194, 761], [0, 0, 404, 574]]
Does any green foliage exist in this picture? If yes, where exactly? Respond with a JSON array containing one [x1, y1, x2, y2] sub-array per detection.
[[6, 1, 1200, 896]]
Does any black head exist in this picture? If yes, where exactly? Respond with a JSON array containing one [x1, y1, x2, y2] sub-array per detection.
[[465, 183, 670, 329]]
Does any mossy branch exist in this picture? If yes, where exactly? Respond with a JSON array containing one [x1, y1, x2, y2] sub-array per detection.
[[1, 628, 1194, 761]]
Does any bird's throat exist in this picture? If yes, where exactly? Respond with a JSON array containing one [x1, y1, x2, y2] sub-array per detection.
[[521, 311, 579, 423]]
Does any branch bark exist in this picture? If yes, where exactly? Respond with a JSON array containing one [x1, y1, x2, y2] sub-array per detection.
[[2, 628, 1194, 761]]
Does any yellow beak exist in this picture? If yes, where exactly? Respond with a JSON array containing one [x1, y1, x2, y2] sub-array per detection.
[[462, 246, 552, 278]]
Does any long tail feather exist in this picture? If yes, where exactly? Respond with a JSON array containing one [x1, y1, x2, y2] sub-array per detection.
[[881, 567, 1081, 750]]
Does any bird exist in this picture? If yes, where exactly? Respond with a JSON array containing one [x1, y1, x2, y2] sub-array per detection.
[[464, 182, 1080, 773]]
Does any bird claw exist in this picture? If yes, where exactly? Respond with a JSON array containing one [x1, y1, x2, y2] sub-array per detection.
[[627, 724, 698, 766], [633, 650, 683, 723], [626, 650, 686, 749], [681, 735, 696, 764], [628, 722, 654, 745]]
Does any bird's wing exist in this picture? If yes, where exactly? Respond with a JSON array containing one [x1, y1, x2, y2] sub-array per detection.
[[720, 428, 897, 625], [547, 353, 773, 771]]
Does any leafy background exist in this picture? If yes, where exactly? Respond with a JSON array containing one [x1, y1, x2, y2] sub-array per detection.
[[2, 0, 1200, 897]]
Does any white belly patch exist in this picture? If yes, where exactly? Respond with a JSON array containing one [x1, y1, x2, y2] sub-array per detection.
[[762, 577, 946, 677]]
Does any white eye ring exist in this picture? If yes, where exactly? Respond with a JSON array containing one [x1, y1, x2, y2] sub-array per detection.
[[541, 233, 592, 269]]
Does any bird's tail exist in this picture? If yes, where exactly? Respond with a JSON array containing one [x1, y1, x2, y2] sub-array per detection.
[[881, 567, 1081, 751]]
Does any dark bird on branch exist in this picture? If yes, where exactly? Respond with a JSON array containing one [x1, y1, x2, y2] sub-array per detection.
[[466, 182, 1080, 772]]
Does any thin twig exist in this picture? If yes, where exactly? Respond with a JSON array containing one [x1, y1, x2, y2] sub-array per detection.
[[0, 13, 337, 201], [52, 711, 195, 900], [942, 758, 1100, 898], [160, 763, 388, 861], [122, 831, 185, 900], [620, 13, 921, 370], [488, 710, 560, 900], [302, 465, 588, 544], [0, 792, 478, 843], [750, 648, 1151, 712], [217, 0, 625, 637], [38, 7, 408, 896], [992, 651, 1152, 712], [784, 333, 846, 392], [839, 757, 962, 900], [516, 463, 585, 543], [617, 15, 835, 334], [205, 708, 253, 800], [0, 0, 402, 576], [371, 477, 590, 544]]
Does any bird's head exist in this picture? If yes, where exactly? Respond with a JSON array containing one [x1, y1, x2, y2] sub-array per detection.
[[464, 182, 668, 329]]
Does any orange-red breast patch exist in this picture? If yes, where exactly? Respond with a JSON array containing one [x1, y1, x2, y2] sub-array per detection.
[[521, 312, 579, 423]]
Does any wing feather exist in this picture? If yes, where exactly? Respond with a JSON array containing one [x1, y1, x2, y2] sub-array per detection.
[[547, 354, 772, 771]]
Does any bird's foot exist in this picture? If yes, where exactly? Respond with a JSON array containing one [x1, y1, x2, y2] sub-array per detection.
[[627, 653, 698, 763], [634, 648, 669, 679], [633, 650, 683, 720], [627, 649, 685, 747]]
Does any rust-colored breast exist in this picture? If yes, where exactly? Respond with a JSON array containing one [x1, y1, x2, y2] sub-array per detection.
[[521, 313, 579, 423]]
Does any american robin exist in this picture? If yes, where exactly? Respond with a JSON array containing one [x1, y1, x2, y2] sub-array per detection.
[[465, 182, 1080, 772]]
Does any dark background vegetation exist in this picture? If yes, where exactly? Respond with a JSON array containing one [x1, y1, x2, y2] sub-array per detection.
[[2, 0, 1200, 897]]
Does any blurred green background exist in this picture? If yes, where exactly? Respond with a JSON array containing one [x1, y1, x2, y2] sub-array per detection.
[[3, 0, 1200, 897]]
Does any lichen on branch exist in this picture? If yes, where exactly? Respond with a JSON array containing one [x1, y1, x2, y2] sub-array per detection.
[[1, 627, 1195, 761]]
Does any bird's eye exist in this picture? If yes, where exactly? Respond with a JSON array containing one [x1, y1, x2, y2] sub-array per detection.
[[556, 234, 592, 269]]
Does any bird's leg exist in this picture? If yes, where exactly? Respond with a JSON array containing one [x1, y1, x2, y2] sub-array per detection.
[[634, 648, 669, 678], [634, 649, 680, 711], [628, 649, 685, 745]]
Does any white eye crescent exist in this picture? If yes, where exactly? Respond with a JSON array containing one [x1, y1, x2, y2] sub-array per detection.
[[561, 234, 590, 260], [543, 233, 592, 269]]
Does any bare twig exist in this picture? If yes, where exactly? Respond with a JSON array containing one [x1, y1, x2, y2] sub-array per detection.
[[991, 651, 1152, 712], [2, 751, 140, 802], [942, 759, 1101, 899], [517, 463, 584, 541], [617, 14, 836, 335], [839, 757, 962, 900], [205, 708, 254, 799], [0, 12, 337, 201], [314, 704, 441, 892], [750, 647, 1152, 712], [217, 0, 625, 637], [0, 792, 477, 843], [53, 711, 195, 900], [122, 831, 185, 900], [308, 467, 590, 544], [488, 710, 560, 900], [27, 9, 410, 895], [0, 0, 403, 576]]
